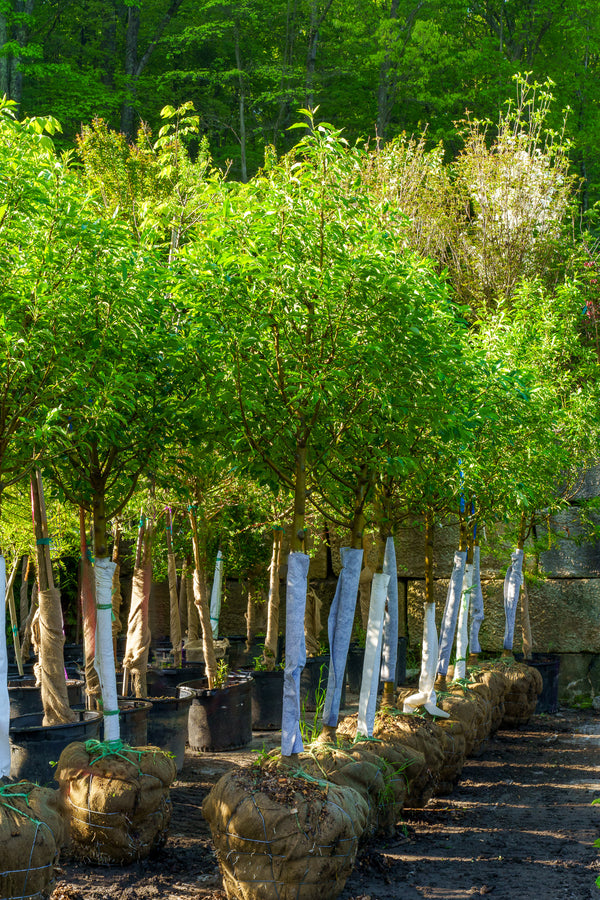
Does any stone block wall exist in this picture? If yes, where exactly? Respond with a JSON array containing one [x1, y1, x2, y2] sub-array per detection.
[[146, 464, 600, 704]]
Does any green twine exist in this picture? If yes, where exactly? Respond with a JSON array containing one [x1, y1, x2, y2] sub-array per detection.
[[0, 784, 44, 829], [353, 732, 382, 744], [289, 767, 330, 790], [83, 738, 164, 775]]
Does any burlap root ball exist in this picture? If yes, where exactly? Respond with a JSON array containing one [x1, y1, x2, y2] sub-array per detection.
[[449, 682, 492, 756], [54, 741, 177, 864], [488, 659, 543, 728], [337, 711, 436, 809], [432, 717, 467, 795], [202, 765, 368, 900], [267, 739, 409, 839], [0, 782, 64, 899], [468, 665, 509, 734]]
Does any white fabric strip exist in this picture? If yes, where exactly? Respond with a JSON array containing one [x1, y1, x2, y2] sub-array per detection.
[[94, 556, 120, 743], [436, 550, 467, 677], [403, 601, 449, 718], [380, 537, 399, 684], [210, 550, 223, 639], [452, 561, 473, 681], [322, 547, 363, 727], [281, 552, 309, 756], [469, 546, 484, 654], [357, 572, 390, 737], [503, 548, 524, 651]]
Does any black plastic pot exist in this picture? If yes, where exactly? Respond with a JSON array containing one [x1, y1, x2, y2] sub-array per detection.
[[301, 655, 345, 712], [146, 664, 206, 697], [346, 644, 364, 693], [109, 698, 152, 746], [380, 636, 408, 689], [178, 673, 253, 752], [227, 634, 284, 671], [9, 709, 103, 784], [147, 693, 193, 771], [63, 643, 84, 664], [346, 636, 408, 694], [516, 652, 561, 714], [227, 635, 249, 670], [245, 669, 284, 730], [9, 678, 85, 718], [7, 663, 35, 679]]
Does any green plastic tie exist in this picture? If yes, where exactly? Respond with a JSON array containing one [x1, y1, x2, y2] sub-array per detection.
[[0, 784, 44, 828], [36, 538, 51, 546], [83, 738, 162, 775]]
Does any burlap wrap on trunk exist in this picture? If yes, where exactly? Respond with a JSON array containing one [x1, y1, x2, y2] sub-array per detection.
[[38, 588, 77, 726], [202, 766, 368, 900], [122, 566, 152, 698], [55, 740, 176, 865], [81, 554, 101, 705], [337, 710, 435, 809], [167, 552, 182, 667], [111, 562, 123, 642], [0, 782, 64, 899]]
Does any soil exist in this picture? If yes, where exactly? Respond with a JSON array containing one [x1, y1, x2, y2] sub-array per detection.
[[51, 706, 600, 900]]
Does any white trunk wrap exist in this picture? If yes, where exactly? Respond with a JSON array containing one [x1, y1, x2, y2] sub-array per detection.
[[94, 556, 120, 743], [403, 602, 449, 718], [503, 548, 524, 651], [452, 561, 473, 681], [357, 573, 390, 738], [210, 550, 223, 639]]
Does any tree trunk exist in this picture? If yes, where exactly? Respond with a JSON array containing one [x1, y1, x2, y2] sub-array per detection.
[[166, 508, 182, 666], [0, 0, 34, 106], [376, 0, 401, 144], [122, 514, 152, 698], [189, 508, 218, 688], [244, 578, 256, 654], [178, 558, 188, 639], [120, 3, 141, 137], [234, 20, 248, 183], [262, 528, 283, 670], [304, 0, 334, 129], [30, 470, 76, 725], [291, 439, 307, 552], [425, 506, 434, 605], [0, 11, 9, 99], [120, 0, 186, 138], [111, 521, 122, 656], [80, 507, 101, 708], [19, 554, 29, 635]]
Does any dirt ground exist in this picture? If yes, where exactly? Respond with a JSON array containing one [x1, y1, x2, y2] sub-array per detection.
[[52, 705, 600, 900]]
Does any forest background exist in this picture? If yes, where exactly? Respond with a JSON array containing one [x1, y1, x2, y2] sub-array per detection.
[[2, 0, 600, 208]]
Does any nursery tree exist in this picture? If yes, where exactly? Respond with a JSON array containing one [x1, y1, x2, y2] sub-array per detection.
[[44, 197, 188, 736], [0, 99, 122, 748]]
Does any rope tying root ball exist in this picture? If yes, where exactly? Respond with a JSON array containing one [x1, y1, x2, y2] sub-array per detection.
[[0, 781, 64, 899], [54, 739, 176, 865]]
